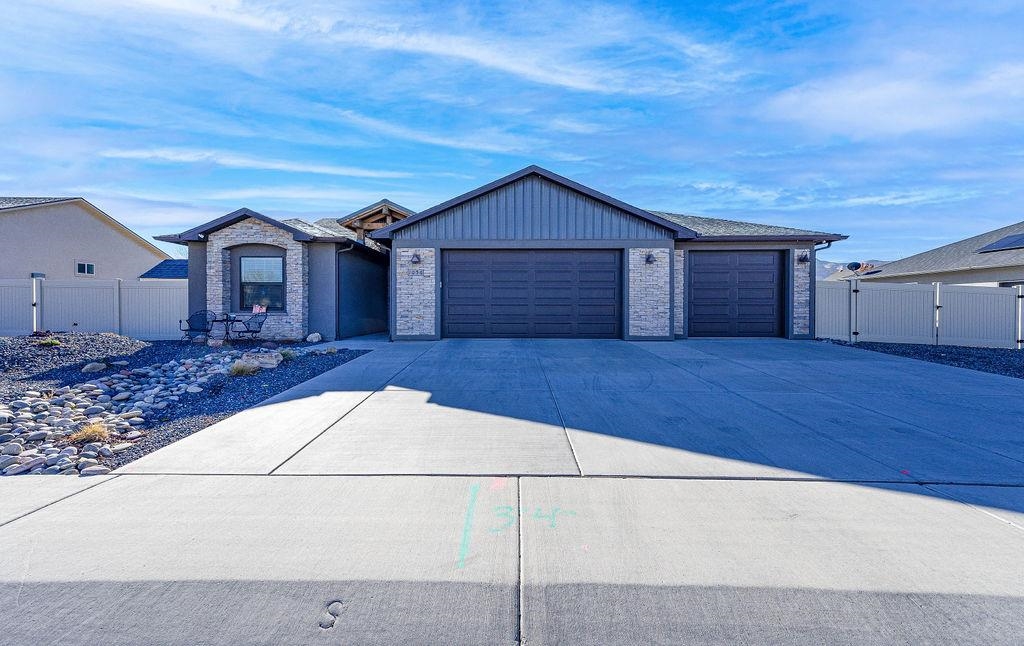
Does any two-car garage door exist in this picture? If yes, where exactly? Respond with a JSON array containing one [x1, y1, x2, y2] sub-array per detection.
[[442, 249, 621, 338]]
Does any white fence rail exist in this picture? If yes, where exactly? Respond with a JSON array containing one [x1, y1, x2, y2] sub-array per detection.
[[816, 280, 1023, 349], [0, 278, 187, 340]]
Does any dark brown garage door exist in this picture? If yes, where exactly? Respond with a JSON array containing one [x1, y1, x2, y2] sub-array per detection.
[[442, 249, 621, 338], [688, 251, 784, 337]]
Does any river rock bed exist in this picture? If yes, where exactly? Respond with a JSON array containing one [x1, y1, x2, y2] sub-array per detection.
[[1, 338, 368, 476]]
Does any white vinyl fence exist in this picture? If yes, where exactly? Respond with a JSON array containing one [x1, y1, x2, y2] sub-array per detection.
[[816, 280, 1023, 349], [0, 278, 187, 340]]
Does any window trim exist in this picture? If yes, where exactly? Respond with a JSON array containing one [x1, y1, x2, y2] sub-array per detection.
[[239, 255, 285, 312], [74, 261, 96, 276]]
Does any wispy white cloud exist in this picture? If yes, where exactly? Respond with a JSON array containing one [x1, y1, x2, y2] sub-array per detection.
[[99, 148, 412, 178], [325, 107, 537, 154], [47, 0, 735, 96]]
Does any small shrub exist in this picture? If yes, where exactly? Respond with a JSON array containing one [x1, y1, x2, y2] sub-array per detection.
[[229, 360, 260, 376], [37, 338, 61, 347], [280, 349, 296, 361], [68, 422, 109, 444]]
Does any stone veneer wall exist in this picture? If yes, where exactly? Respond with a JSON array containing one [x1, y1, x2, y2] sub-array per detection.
[[206, 217, 308, 340], [627, 247, 671, 337], [673, 249, 686, 336], [792, 248, 812, 336], [395, 247, 436, 337]]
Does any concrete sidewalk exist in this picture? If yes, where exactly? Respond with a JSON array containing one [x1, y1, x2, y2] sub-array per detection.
[[3, 338, 1023, 643]]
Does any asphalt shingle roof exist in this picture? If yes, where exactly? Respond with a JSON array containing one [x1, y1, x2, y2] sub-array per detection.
[[140, 259, 188, 279], [285, 217, 385, 252], [650, 211, 843, 240], [866, 220, 1024, 278], [0, 197, 76, 210]]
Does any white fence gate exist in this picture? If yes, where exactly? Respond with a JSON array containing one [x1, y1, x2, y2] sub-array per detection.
[[0, 278, 188, 340], [816, 280, 1023, 349]]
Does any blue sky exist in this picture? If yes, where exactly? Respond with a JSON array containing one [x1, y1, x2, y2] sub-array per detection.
[[2, 1, 1022, 261]]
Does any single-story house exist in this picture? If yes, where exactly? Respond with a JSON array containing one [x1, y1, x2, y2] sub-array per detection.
[[157, 165, 845, 341], [0, 197, 170, 280], [156, 202, 410, 340], [860, 219, 1024, 287], [139, 259, 189, 280], [370, 166, 845, 341]]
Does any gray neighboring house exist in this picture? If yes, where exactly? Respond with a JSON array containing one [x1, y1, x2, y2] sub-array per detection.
[[371, 165, 845, 341], [0, 197, 170, 280], [861, 219, 1024, 286], [156, 204, 406, 340]]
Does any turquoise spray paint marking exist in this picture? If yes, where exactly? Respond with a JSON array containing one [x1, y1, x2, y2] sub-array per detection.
[[456, 482, 481, 569]]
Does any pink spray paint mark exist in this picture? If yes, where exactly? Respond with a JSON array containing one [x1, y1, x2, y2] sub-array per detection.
[[900, 469, 911, 475], [581, 544, 590, 553], [488, 477, 507, 491]]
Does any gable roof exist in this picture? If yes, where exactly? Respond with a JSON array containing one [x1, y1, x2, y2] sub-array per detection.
[[371, 165, 699, 240], [0, 197, 77, 210], [338, 199, 414, 226], [651, 212, 846, 242], [1, 196, 170, 259], [156, 207, 319, 243], [140, 259, 188, 279], [155, 207, 384, 253], [864, 219, 1024, 279]]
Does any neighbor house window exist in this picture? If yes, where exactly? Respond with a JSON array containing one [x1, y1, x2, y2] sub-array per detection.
[[240, 256, 284, 311], [75, 262, 95, 276]]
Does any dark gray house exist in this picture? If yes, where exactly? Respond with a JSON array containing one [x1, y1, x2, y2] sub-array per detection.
[[158, 165, 844, 341], [156, 204, 405, 340], [371, 166, 845, 341]]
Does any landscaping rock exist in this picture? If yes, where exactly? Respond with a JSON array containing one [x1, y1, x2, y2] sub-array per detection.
[[81, 362, 107, 373], [79, 465, 111, 476], [305, 332, 322, 343]]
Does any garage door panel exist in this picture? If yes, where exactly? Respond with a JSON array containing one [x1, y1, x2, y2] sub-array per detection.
[[689, 251, 783, 337], [442, 250, 622, 338]]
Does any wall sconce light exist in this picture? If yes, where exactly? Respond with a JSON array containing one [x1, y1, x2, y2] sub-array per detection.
[[797, 251, 810, 264], [645, 253, 657, 264], [410, 253, 422, 264]]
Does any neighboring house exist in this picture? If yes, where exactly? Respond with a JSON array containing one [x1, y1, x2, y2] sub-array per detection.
[[156, 202, 409, 340], [370, 165, 845, 340], [139, 259, 189, 280], [0, 197, 170, 280], [861, 220, 1024, 286]]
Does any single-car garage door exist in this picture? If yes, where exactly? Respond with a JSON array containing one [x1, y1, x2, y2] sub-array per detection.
[[442, 249, 621, 338], [688, 250, 784, 337]]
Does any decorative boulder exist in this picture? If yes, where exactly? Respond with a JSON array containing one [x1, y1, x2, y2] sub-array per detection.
[[305, 332, 322, 343], [240, 351, 283, 369], [207, 338, 224, 348], [81, 362, 107, 373]]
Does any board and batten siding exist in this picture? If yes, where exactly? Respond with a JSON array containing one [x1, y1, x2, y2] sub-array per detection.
[[394, 175, 672, 241]]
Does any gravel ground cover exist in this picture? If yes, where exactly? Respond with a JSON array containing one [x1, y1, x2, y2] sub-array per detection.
[[829, 340, 1024, 380], [0, 333, 368, 476]]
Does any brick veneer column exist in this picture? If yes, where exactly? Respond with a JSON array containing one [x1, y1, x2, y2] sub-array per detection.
[[628, 247, 671, 338], [395, 247, 436, 337], [792, 248, 812, 336]]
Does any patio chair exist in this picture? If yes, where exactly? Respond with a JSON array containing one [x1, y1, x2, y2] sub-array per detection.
[[229, 312, 268, 340], [179, 310, 216, 342]]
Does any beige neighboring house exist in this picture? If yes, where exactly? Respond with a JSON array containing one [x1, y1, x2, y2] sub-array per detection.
[[861, 219, 1024, 287], [0, 197, 169, 280]]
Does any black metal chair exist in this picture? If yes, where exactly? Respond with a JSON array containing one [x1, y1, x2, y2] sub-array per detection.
[[229, 313, 268, 340], [179, 310, 216, 342]]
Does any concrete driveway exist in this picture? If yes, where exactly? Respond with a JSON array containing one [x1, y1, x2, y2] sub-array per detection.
[[2, 339, 1023, 644]]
